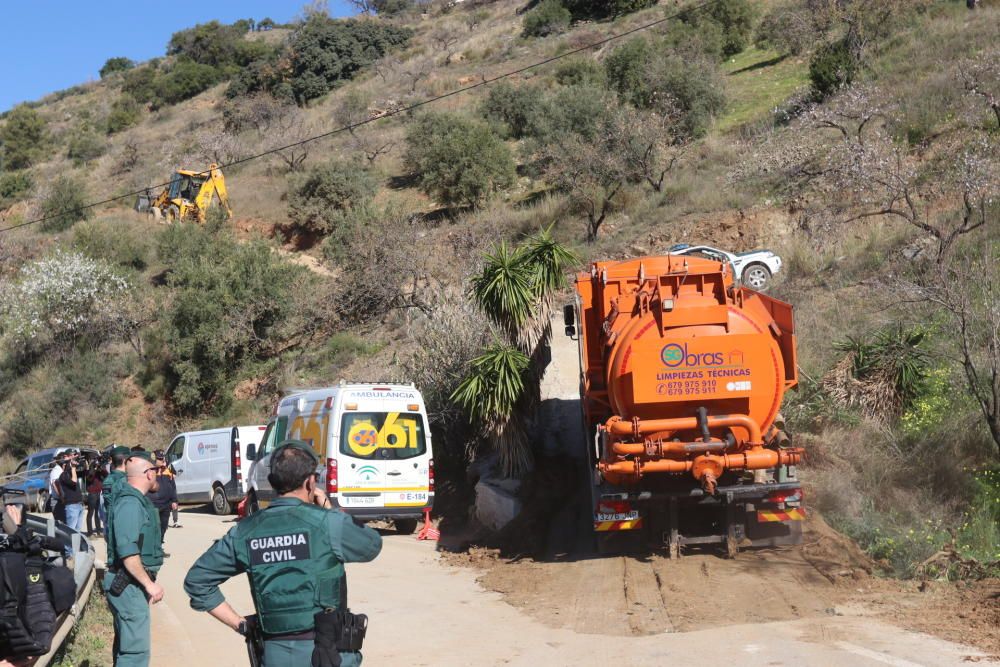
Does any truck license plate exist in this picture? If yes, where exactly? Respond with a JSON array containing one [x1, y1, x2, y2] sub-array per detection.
[[595, 511, 640, 522]]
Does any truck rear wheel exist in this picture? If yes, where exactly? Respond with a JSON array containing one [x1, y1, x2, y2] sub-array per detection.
[[394, 518, 418, 535], [212, 487, 231, 515]]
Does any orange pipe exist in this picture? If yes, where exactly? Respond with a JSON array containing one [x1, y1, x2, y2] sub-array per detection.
[[605, 414, 763, 445], [611, 440, 727, 457], [599, 448, 801, 476]]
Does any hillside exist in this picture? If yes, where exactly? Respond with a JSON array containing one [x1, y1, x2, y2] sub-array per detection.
[[0, 0, 998, 579]]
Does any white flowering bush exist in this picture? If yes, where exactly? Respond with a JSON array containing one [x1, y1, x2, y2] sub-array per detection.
[[0, 250, 133, 354]]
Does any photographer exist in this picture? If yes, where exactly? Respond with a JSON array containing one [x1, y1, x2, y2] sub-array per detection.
[[85, 461, 106, 537], [47, 456, 65, 523], [56, 452, 84, 534]]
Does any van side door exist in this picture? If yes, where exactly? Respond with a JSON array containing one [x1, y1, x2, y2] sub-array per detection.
[[166, 436, 193, 500]]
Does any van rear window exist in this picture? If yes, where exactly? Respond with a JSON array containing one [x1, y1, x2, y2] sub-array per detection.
[[339, 412, 427, 460]]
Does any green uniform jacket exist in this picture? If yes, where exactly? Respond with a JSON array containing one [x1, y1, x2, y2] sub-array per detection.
[[108, 484, 164, 572], [102, 470, 126, 520], [184, 497, 382, 627]]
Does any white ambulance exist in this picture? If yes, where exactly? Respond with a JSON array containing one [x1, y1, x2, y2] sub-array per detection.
[[246, 383, 434, 534]]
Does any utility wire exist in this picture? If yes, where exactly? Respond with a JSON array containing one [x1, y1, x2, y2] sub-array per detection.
[[0, 0, 717, 235]]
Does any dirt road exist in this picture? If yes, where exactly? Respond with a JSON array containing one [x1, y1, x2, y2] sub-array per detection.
[[90, 511, 991, 666]]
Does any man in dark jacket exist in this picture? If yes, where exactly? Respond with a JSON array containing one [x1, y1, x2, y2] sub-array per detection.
[[146, 451, 178, 552]]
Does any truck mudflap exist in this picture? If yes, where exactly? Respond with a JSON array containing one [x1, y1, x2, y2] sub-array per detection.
[[594, 482, 805, 557], [756, 508, 805, 522]]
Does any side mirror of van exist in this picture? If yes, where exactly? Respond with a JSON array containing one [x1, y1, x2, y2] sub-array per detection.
[[246, 443, 256, 461], [563, 304, 576, 338]]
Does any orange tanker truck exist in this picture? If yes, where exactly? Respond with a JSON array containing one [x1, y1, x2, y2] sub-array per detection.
[[563, 252, 804, 557]]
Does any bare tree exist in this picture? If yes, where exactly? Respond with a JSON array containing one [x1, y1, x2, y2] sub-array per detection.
[[402, 60, 432, 93], [620, 105, 687, 193], [961, 48, 1000, 129], [544, 107, 651, 241], [335, 90, 396, 164], [223, 94, 314, 171], [430, 26, 461, 65], [807, 87, 996, 261], [918, 242, 1000, 454]]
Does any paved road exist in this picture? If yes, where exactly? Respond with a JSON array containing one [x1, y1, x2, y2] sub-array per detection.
[[91, 511, 989, 667]]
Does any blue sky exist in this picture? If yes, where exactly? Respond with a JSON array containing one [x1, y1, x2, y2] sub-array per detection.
[[0, 1, 355, 113]]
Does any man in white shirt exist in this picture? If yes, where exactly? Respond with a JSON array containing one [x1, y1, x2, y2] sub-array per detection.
[[48, 454, 66, 523]]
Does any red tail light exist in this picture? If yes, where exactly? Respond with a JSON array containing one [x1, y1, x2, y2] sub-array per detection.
[[233, 441, 242, 484], [327, 458, 338, 494], [428, 458, 434, 493], [767, 488, 802, 507]]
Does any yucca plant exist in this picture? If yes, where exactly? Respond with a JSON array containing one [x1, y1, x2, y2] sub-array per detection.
[[451, 343, 532, 475], [471, 241, 537, 350], [826, 324, 929, 423], [460, 229, 579, 476]]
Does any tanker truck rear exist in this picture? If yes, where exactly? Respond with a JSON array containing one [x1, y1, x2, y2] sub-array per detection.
[[564, 253, 804, 557]]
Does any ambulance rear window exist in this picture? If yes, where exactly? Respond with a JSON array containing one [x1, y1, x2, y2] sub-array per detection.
[[339, 412, 427, 460]]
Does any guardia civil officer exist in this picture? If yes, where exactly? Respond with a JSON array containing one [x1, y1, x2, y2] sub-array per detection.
[[104, 452, 165, 667], [102, 446, 131, 538], [183, 440, 382, 667]]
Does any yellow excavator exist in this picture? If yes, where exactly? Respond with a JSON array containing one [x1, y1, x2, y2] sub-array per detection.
[[135, 164, 232, 223]]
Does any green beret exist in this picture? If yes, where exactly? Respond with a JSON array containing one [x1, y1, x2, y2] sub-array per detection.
[[111, 446, 132, 459], [273, 439, 318, 464], [129, 451, 154, 464]]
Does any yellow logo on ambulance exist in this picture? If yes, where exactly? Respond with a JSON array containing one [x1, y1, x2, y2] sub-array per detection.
[[347, 413, 420, 457]]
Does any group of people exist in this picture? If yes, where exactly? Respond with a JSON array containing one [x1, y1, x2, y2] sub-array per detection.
[[101, 439, 382, 667], [46, 448, 180, 551]]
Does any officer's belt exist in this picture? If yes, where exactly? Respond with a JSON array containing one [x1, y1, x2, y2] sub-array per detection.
[[262, 629, 316, 642], [107, 565, 157, 582]]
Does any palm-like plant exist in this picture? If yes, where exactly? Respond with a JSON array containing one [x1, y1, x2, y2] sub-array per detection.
[[451, 343, 532, 475], [459, 228, 579, 476]]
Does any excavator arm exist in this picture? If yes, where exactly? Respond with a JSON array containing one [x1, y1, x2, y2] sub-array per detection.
[[195, 164, 232, 222]]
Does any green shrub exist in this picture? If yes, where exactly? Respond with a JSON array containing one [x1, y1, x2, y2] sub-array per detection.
[[480, 82, 546, 139], [39, 176, 91, 232], [606, 38, 725, 136], [373, 0, 413, 15], [106, 95, 142, 134], [286, 160, 378, 236], [810, 38, 857, 99], [605, 37, 653, 107], [553, 58, 606, 88], [152, 59, 224, 107], [150, 225, 305, 413], [698, 0, 755, 57], [529, 85, 611, 144], [562, 0, 655, 19], [167, 20, 268, 70], [755, 3, 817, 56], [121, 65, 160, 104], [0, 170, 32, 209], [229, 17, 411, 104], [66, 128, 105, 166], [72, 218, 152, 270], [0, 105, 47, 171], [100, 57, 135, 78], [522, 0, 572, 38], [54, 350, 123, 411], [405, 112, 516, 208], [662, 16, 725, 61]]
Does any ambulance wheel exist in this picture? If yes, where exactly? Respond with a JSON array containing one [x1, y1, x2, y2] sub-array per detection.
[[247, 491, 259, 516], [395, 518, 418, 535], [212, 487, 231, 515]]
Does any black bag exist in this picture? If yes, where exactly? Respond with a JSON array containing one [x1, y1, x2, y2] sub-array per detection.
[[0, 551, 48, 657], [22, 557, 56, 653], [45, 564, 76, 614]]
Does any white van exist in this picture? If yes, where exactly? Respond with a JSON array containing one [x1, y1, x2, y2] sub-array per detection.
[[246, 383, 434, 534], [165, 425, 266, 515]]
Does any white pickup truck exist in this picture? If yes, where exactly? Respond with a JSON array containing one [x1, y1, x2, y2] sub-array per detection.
[[668, 244, 782, 291]]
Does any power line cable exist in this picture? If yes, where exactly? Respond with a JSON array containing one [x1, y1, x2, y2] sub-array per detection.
[[0, 0, 717, 235]]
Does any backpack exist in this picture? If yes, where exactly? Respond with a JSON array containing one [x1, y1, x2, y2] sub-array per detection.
[[0, 530, 77, 657]]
